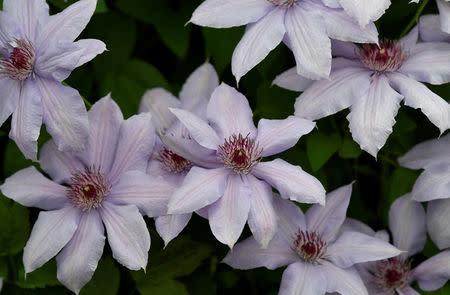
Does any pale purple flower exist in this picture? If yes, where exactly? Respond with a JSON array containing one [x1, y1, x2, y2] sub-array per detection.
[[343, 194, 450, 294], [0, 0, 106, 160], [412, 0, 450, 34], [165, 83, 325, 248], [0, 278, 2, 292], [419, 14, 450, 42], [398, 133, 450, 249], [0, 95, 175, 294], [138, 62, 219, 246], [223, 184, 402, 295], [275, 27, 450, 157], [190, 0, 384, 82]]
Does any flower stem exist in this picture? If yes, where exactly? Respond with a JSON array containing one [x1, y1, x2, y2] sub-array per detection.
[[399, 0, 429, 38], [83, 96, 92, 109]]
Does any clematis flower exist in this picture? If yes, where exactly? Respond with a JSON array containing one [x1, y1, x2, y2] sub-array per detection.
[[419, 14, 450, 42], [274, 27, 450, 157], [0, 96, 175, 294], [139, 62, 219, 246], [223, 184, 402, 295], [398, 133, 450, 250], [0, 0, 106, 160], [189, 0, 385, 82], [0, 277, 2, 292], [411, 0, 450, 34], [343, 194, 450, 294], [166, 83, 325, 249]]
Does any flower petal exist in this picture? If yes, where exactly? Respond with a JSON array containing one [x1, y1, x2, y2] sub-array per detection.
[[36, 77, 89, 154], [23, 206, 80, 274], [253, 159, 326, 205], [348, 74, 403, 157], [398, 133, 450, 169], [256, 116, 315, 157], [1, 166, 67, 210], [108, 170, 175, 217], [331, 40, 361, 59], [399, 25, 419, 52], [411, 163, 450, 202], [272, 196, 307, 242], [0, 11, 21, 54], [108, 112, 155, 184], [56, 210, 105, 294], [321, 261, 368, 295], [100, 203, 150, 270], [206, 83, 257, 139], [167, 167, 229, 214], [272, 67, 315, 92], [208, 175, 251, 248], [285, 5, 331, 79], [3, 0, 49, 40], [340, 218, 375, 236], [247, 175, 278, 248], [437, 0, 450, 34], [427, 198, 450, 250], [397, 286, 420, 295], [279, 261, 327, 295], [306, 183, 353, 242], [414, 250, 450, 291], [315, 3, 379, 43], [155, 213, 192, 247], [389, 194, 426, 256], [80, 95, 123, 174], [399, 42, 450, 85], [179, 62, 219, 108], [338, 0, 390, 27], [232, 8, 286, 83], [0, 78, 19, 126], [169, 108, 221, 150], [419, 15, 450, 42], [388, 72, 450, 134], [138, 88, 180, 132], [327, 231, 402, 268], [10, 80, 43, 161], [36, 0, 96, 49], [295, 63, 371, 120], [222, 234, 298, 270], [39, 140, 85, 184], [190, 0, 274, 28]]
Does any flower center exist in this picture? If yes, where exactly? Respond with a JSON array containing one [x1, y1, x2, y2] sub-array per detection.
[[293, 231, 327, 264], [268, 0, 298, 7], [218, 133, 262, 175], [0, 39, 35, 80], [159, 148, 192, 173], [67, 167, 110, 211], [359, 40, 408, 73], [373, 257, 412, 291]]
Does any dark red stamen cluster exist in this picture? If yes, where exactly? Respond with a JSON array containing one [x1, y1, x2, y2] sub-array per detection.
[[293, 230, 327, 264], [0, 39, 35, 80], [373, 257, 412, 292], [359, 39, 408, 73], [218, 133, 262, 175], [159, 148, 192, 173], [67, 167, 110, 211], [268, 0, 298, 7]]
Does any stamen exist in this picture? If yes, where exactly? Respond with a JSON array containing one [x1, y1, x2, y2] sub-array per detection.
[[67, 167, 110, 211], [293, 230, 327, 264], [159, 148, 192, 173], [359, 39, 409, 73], [372, 257, 412, 292], [218, 133, 263, 175], [0, 39, 35, 80]]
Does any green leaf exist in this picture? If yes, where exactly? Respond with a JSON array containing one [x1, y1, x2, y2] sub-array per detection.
[[202, 27, 244, 74], [80, 257, 120, 295], [0, 194, 30, 256], [136, 279, 189, 295], [306, 132, 341, 171], [16, 260, 60, 289], [98, 59, 168, 118], [48, 0, 108, 13], [255, 84, 296, 119], [338, 137, 362, 159]]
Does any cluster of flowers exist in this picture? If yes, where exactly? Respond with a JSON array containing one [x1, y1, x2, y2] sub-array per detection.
[[0, 0, 449, 294]]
